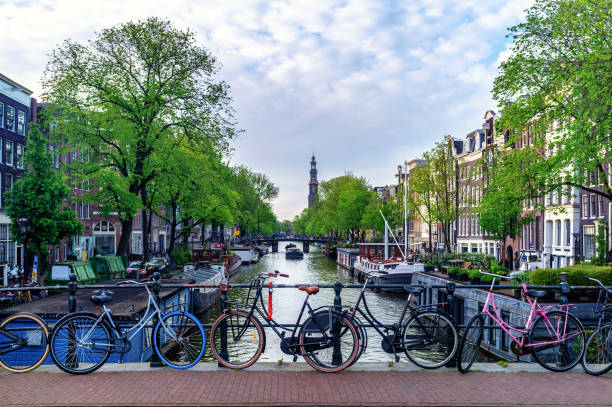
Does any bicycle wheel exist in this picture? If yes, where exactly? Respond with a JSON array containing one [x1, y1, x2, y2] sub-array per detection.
[[153, 311, 205, 369], [403, 311, 458, 369], [529, 310, 585, 372], [299, 314, 359, 373], [582, 324, 612, 375], [210, 310, 265, 369], [49, 313, 112, 375], [456, 313, 484, 373], [0, 312, 49, 373]]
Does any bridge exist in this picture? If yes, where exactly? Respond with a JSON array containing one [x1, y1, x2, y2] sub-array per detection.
[[237, 234, 344, 253]]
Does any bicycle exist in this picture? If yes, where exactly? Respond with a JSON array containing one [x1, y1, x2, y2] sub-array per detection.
[[580, 276, 612, 375], [49, 273, 206, 375], [457, 270, 585, 373], [0, 312, 49, 373], [347, 272, 458, 368], [210, 271, 360, 372]]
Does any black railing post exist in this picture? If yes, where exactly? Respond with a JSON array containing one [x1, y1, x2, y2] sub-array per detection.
[[67, 273, 78, 368], [218, 279, 229, 367], [560, 272, 569, 305], [444, 281, 457, 368], [68, 273, 77, 313], [150, 272, 163, 367], [332, 281, 343, 366]]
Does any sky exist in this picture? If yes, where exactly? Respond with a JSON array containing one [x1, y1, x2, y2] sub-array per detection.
[[0, 0, 532, 221]]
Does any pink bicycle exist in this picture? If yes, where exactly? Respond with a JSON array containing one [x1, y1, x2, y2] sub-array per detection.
[[457, 270, 585, 372]]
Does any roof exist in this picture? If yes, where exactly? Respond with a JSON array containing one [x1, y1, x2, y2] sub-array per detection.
[[0, 73, 33, 95]]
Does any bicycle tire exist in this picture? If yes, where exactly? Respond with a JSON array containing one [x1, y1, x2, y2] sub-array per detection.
[[153, 311, 206, 369], [348, 315, 368, 366], [456, 313, 484, 373], [298, 314, 359, 373], [529, 310, 585, 372], [0, 312, 49, 373], [581, 324, 612, 375], [49, 313, 113, 375], [403, 311, 458, 369], [209, 309, 265, 369]]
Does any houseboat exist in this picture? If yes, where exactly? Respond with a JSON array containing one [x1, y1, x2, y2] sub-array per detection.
[[337, 247, 360, 270], [171, 264, 224, 310], [230, 245, 253, 265], [354, 243, 423, 290], [192, 244, 241, 276]]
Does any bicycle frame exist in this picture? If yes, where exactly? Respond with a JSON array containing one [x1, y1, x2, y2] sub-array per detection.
[[0, 327, 25, 354], [77, 285, 177, 352], [479, 278, 575, 349]]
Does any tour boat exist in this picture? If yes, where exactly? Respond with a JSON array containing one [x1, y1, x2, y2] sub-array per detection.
[[191, 245, 242, 277], [353, 244, 423, 290], [285, 247, 304, 260]]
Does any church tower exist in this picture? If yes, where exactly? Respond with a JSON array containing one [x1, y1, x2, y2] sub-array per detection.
[[308, 154, 318, 208]]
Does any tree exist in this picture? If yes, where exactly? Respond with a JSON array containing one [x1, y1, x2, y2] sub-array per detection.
[[493, 0, 612, 201], [6, 124, 82, 281], [232, 166, 279, 236], [42, 18, 237, 255]]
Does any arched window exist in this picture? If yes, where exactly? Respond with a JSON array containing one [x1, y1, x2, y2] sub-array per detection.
[[94, 221, 115, 233]]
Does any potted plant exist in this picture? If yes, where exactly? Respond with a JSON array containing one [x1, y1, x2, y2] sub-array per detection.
[[447, 266, 460, 280], [457, 268, 469, 282], [424, 262, 435, 272], [528, 254, 538, 263]]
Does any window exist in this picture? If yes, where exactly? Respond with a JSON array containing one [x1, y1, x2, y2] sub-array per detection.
[[582, 195, 589, 218], [590, 195, 597, 218], [583, 225, 595, 260], [84, 203, 89, 219], [5, 106, 15, 132], [15, 144, 23, 169], [555, 220, 561, 246], [599, 196, 605, 218], [5, 141, 13, 166], [0, 102, 3, 128], [565, 220, 571, 246], [5, 174, 13, 192], [17, 111, 25, 136]]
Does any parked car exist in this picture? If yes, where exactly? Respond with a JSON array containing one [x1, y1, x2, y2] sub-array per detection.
[[126, 261, 151, 279], [146, 258, 169, 274]]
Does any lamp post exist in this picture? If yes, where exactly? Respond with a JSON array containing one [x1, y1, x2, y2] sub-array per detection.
[[17, 218, 30, 282]]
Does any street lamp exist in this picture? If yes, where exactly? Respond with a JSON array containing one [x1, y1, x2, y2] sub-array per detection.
[[17, 218, 30, 282]]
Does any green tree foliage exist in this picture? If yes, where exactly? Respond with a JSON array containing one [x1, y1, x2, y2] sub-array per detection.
[[42, 17, 237, 255], [232, 166, 279, 235], [493, 0, 612, 200], [6, 124, 82, 280]]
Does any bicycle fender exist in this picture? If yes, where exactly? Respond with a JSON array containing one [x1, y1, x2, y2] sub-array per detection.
[[300, 309, 346, 334]]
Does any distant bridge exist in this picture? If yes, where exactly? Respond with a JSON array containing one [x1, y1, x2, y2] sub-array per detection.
[[237, 234, 343, 253]]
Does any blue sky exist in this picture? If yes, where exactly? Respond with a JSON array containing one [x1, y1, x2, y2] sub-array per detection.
[[0, 0, 531, 220]]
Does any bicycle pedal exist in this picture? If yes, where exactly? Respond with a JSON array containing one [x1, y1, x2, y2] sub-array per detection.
[[293, 355, 298, 362]]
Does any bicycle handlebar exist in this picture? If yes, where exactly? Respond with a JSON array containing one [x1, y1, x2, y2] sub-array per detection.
[[580, 276, 605, 288], [479, 269, 513, 280]]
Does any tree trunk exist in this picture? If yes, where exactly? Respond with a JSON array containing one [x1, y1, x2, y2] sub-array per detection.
[[168, 203, 178, 255], [142, 209, 150, 261], [117, 218, 133, 256]]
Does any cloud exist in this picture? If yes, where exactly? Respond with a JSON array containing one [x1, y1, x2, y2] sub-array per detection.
[[0, 0, 530, 220]]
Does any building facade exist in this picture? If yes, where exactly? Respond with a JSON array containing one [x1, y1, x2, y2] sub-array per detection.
[[0, 73, 33, 267]]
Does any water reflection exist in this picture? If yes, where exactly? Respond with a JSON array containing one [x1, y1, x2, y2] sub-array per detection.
[[199, 242, 409, 362]]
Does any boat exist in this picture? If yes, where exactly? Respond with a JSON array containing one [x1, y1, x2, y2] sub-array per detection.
[[191, 244, 242, 276], [171, 263, 225, 310], [250, 251, 259, 263], [353, 244, 423, 290], [285, 247, 304, 260], [230, 245, 253, 265], [322, 245, 338, 260], [285, 243, 296, 250]]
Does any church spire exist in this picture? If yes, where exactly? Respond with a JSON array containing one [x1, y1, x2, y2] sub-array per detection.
[[308, 154, 318, 208]]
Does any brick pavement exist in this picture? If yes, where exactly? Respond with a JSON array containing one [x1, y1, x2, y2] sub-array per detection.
[[1, 370, 611, 406]]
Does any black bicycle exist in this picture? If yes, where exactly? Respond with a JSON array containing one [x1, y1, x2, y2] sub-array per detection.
[[581, 276, 612, 375], [347, 272, 458, 368], [0, 312, 49, 373], [210, 271, 360, 372]]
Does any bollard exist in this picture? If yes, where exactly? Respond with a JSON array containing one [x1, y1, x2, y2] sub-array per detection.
[[444, 281, 457, 368], [149, 272, 163, 367], [218, 279, 229, 367], [560, 272, 570, 305], [332, 281, 343, 366], [67, 273, 78, 368], [68, 273, 77, 313]]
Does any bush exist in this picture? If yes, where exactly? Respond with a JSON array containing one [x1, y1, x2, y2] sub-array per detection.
[[468, 269, 481, 281], [480, 273, 495, 283], [490, 261, 508, 276], [529, 265, 612, 286], [419, 253, 495, 269], [448, 266, 460, 276], [458, 268, 470, 276], [170, 248, 192, 265]]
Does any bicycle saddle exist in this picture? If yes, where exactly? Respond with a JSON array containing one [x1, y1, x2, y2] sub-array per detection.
[[525, 290, 548, 298], [403, 285, 424, 294], [298, 286, 319, 295], [91, 290, 113, 305]]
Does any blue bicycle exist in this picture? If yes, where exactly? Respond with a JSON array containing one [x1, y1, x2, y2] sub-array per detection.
[[49, 273, 205, 374]]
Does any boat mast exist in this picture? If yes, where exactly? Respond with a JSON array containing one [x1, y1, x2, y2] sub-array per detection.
[[403, 161, 408, 261]]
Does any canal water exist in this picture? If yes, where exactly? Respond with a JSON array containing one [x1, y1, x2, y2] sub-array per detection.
[[199, 242, 409, 363]]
